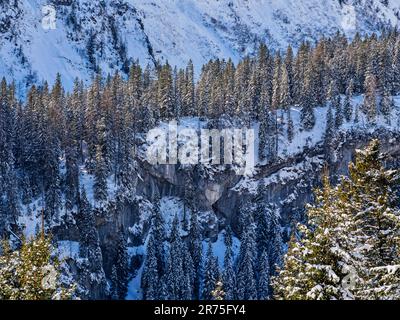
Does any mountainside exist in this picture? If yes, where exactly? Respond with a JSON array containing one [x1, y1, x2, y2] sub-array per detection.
[[2, 0, 400, 94]]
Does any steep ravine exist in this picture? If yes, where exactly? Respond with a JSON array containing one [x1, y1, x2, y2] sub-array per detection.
[[52, 128, 400, 299]]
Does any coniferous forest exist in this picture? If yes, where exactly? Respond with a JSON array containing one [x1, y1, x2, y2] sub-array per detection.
[[1, 29, 400, 300]]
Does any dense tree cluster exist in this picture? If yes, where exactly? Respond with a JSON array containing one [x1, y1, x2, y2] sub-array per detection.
[[1, 30, 400, 300], [0, 233, 75, 300], [273, 140, 400, 300], [141, 188, 283, 300], [1, 31, 399, 231]]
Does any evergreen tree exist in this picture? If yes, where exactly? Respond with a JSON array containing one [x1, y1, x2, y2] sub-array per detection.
[[363, 64, 378, 123], [343, 79, 354, 122], [280, 63, 291, 109], [165, 215, 185, 299], [77, 188, 107, 298], [334, 95, 343, 129], [379, 87, 394, 125], [222, 226, 236, 300], [257, 249, 270, 300], [184, 60, 195, 116], [325, 104, 334, 149], [286, 109, 294, 143], [202, 241, 219, 300], [114, 232, 129, 300], [0, 233, 75, 299], [273, 140, 400, 300], [258, 108, 269, 161], [109, 264, 119, 300], [182, 242, 195, 300], [142, 229, 160, 300], [158, 62, 174, 119], [236, 214, 257, 300], [347, 140, 400, 299], [300, 100, 315, 131], [272, 175, 363, 300], [267, 205, 283, 274], [152, 198, 166, 275], [188, 208, 202, 299]]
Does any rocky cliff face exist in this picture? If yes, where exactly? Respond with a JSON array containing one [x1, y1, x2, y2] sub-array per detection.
[[51, 127, 400, 299]]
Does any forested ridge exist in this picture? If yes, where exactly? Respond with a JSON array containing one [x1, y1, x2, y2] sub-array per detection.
[[1, 30, 400, 300]]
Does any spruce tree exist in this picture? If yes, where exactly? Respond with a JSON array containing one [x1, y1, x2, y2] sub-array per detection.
[[267, 205, 283, 274], [109, 265, 119, 300], [165, 215, 185, 299], [0, 233, 75, 299], [347, 140, 400, 299], [202, 241, 218, 300], [188, 208, 202, 299], [236, 214, 257, 300], [286, 109, 294, 143], [273, 140, 400, 300], [272, 175, 362, 300], [142, 229, 160, 300], [343, 79, 354, 122], [93, 144, 108, 203], [115, 232, 129, 300], [379, 87, 394, 125], [222, 226, 236, 300], [257, 249, 270, 300], [363, 64, 378, 123], [300, 100, 315, 131]]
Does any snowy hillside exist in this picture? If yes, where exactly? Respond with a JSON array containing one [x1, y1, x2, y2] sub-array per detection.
[[2, 0, 400, 94]]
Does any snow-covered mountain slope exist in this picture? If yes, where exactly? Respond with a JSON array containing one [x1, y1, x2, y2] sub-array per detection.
[[2, 0, 400, 93]]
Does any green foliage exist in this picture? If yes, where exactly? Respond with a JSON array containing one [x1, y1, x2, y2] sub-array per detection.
[[0, 234, 75, 300], [273, 140, 400, 300]]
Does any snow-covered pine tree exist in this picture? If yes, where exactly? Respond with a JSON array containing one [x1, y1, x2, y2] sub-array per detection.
[[236, 213, 257, 300], [188, 208, 202, 299], [93, 144, 108, 203], [300, 96, 315, 131], [280, 63, 291, 110], [258, 105, 269, 161], [257, 249, 270, 300], [165, 215, 185, 299], [271, 54, 281, 111], [0, 233, 75, 300], [347, 140, 400, 299], [379, 86, 394, 125], [222, 226, 236, 300], [141, 228, 160, 300], [327, 79, 343, 129], [274, 140, 400, 300], [324, 104, 334, 153], [184, 60, 195, 117], [0, 78, 18, 236], [65, 79, 81, 210], [363, 63, 378, 124], [202, 241, 218, 300], [267, 205, 283, 274], [254, 183, 270, 256], [286, 108, 294, 143], [392, 39, 400, 95], [77, 188, 107, 298], [272, 175, 363, 300], [152, 198, 166, 275], [109, 264, 119, 300], [158, 62, 175, 120], [115, 232, 129, 300], [343, 79, 354, 122], [224, 58, 236, 117], [181, 242, 195, 300]]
